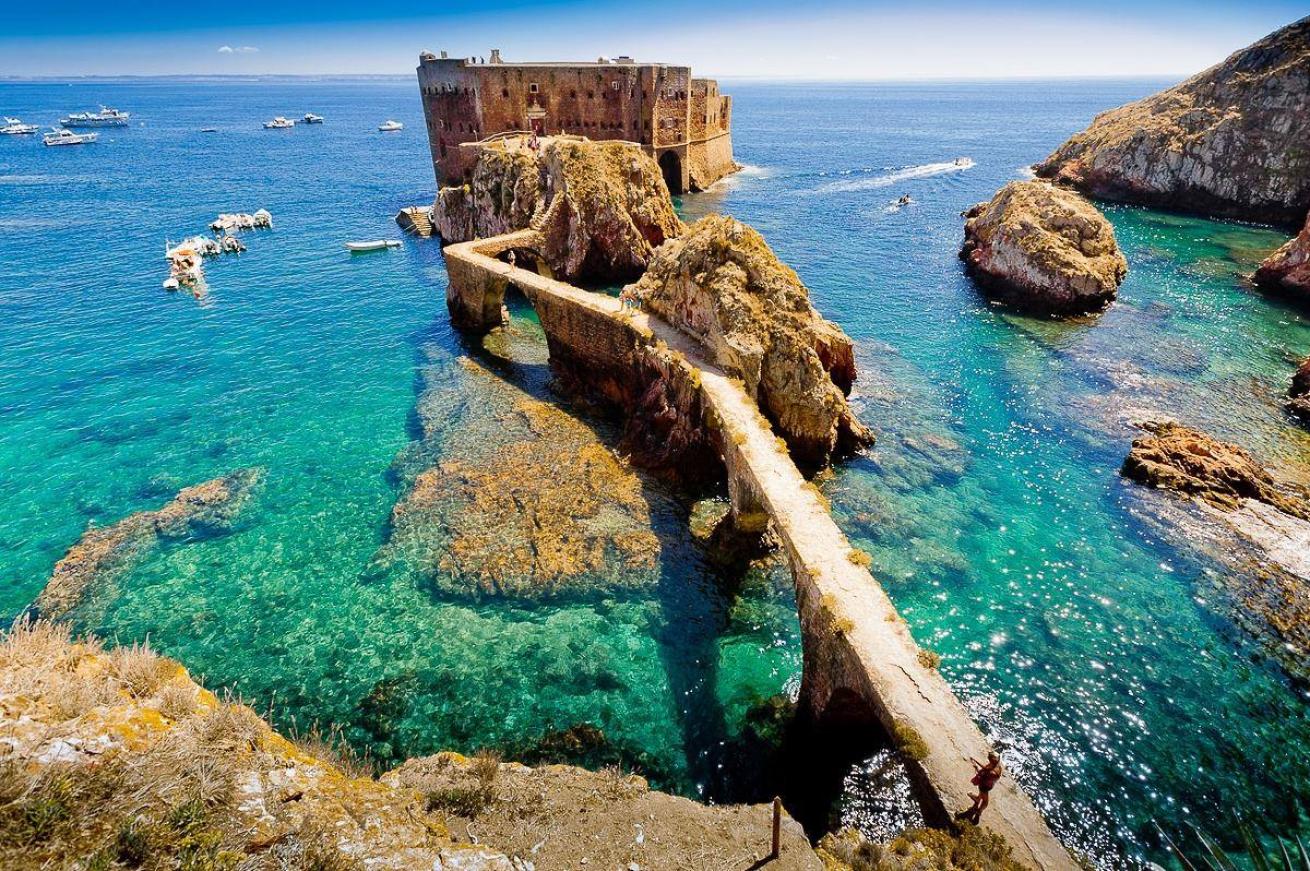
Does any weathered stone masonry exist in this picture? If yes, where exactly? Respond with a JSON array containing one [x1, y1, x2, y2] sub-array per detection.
[[416, 50, 737, 193]]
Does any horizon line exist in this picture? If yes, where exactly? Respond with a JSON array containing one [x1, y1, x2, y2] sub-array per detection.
[[0, 72, 1187, 83]]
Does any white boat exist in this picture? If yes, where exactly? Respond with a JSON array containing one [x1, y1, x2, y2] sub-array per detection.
[[302, 113, 324, 124], [377, 120, 404, 132], [60, 106, 130, 128], [263, 117, 295, 129], [345, 240, 402, 252], [43, 128, 97, 147], [1, 117, 38, 135]]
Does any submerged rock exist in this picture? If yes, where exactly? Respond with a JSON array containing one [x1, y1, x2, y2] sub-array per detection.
[[1121, 422, 1310, 520], [1291, 356, 1310, 423], [960, 180, 1128, 314], [626, 214, 874, 465], [433, 136, 683, 282], [378, 357, 660, 600], [30, 468, 262, 621], [1035, 16, 1310, 226], [1255, 210, 1310, 300]]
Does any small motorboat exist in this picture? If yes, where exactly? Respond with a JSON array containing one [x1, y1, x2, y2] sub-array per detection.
[[263, 117, 295, 129], [346, 240, 403, 253], [302, 113, 324, 124], [1, 117, 38, 135], [43, 128, 97, 146], [377, 120, 404, 132], [200, 127, 218, 133]]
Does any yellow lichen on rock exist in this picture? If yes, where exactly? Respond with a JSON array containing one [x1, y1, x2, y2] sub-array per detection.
[[961, 180, 1127, 314], [626, 214, 874, 464]]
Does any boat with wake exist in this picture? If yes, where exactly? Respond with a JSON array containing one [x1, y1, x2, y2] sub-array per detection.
[[43, 128, 97, 147], [60, 107, 130, 128], [1, 118, 38, 135], [377, 120, 403, 132]]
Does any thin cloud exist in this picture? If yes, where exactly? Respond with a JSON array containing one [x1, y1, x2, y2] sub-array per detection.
[[217, 45, 259, 54]]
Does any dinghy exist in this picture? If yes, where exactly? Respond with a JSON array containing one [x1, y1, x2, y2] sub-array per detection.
[[346, 240, 403, 253]]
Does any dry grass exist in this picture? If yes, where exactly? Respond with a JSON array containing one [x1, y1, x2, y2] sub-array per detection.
[[110, 641, 176, 698], [916, 649, 941, 670], [847, 548, 873, 568], [890, 722, 929, 762], [818, 824, 1025, 871], [290, 723, 376, 780]]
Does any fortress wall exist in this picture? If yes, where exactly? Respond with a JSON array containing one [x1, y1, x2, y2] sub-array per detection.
[[687, 132, 738, 191]]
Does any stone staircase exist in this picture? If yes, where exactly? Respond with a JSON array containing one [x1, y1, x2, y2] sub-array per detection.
[[395, 206, 435, 238]]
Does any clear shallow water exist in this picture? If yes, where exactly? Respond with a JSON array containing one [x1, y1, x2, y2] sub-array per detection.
[[3, 77, 1309, 867]]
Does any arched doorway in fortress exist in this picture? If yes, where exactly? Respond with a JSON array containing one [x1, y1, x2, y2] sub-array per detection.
[[658, 150, 683, 195]]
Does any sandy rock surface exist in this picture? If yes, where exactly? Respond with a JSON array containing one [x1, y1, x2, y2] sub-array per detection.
[[960, 180, 1127, 314]]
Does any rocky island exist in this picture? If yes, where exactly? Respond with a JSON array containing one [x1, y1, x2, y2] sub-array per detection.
[[1035, 16, 1310, 228], [960, 180, 1127, 314], [1255, 211, 1310, 300], [433, 136, 683, 282]]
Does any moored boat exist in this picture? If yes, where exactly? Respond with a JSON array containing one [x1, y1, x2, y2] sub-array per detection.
[[1, 117, 38, 135], [377, 120, 403, 132], [43, 128, 98, 147], [263, 117, 295, 129], [60, 106, 130, 128], [302, 113, 324, 124], [345, 240, 402, 252]]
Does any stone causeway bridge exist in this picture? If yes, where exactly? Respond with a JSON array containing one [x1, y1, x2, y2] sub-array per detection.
[[442, 229, 1077, 870]]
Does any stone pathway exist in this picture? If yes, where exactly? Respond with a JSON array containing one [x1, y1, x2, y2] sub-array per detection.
[[442, 233, 1078, 870]]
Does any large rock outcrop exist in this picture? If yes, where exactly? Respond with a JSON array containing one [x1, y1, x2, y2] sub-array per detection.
[[1121, 422, 1310, 519], [625, 215, 874, 465], [1290, 356, 1310, 423], [1035, 16, 1310, 226], [434, 136, 683, 282], [960, 181, 1128, 314], [1255, 210, 1310, 298], [30, 469, 262, 621]]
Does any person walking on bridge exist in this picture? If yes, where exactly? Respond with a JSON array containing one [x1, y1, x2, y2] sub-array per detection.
[[957, 751, 1002, 825]]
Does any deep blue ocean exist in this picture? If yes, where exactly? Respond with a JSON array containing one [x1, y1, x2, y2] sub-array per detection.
[[2, 76, 1308, 868]]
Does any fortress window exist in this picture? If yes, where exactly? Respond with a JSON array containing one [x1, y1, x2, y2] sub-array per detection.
[[571, 89, 577, 98], [587, 91, 594, 99], [530, 82, 539, 93], [502, 88, 509, 98], [611, 81, 619, 90]]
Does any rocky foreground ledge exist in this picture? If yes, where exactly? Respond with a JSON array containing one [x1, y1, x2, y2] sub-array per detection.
[[1035, 16, 1310, 227], [0, 622, 1031, 870], [433, 136, 682, 282], [960, 181, 1127, 315]]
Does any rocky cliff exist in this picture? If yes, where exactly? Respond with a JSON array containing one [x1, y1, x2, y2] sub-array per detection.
[[1290, 356, 1310, 423], [1255, 210, 1310, 298], [961, 181, 1128, 315], [0, 621, 823, 870], [30, 469, 262, 621], [434, 136, 683, 282], [1035, 16, 1310, 227], [625, 215, 874, 465]]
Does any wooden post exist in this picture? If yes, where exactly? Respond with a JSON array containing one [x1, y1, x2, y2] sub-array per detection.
[[770, 796, 782, 860]]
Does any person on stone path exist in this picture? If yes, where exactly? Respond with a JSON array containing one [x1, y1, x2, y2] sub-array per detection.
[[957, 751, 1002, 825], [507, 250, 516, 270]]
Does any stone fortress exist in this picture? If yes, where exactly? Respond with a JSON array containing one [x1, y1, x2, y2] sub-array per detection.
[[416, 49, 738, 194]]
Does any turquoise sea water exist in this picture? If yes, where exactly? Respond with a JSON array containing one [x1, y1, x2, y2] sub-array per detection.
[[3, 77, 1309, 867]]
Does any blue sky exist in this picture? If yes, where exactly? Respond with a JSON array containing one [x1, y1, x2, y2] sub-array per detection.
[[1, 1, 1304, 78]]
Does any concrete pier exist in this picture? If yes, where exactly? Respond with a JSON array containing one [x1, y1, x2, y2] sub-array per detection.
[[442, 232, 1078, 871]]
